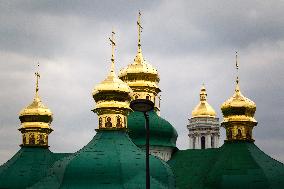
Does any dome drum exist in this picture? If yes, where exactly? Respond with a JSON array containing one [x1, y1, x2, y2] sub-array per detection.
[[223, 122, 255, 142], [96, 113, 127, 130], [18, 127, 51, 147]]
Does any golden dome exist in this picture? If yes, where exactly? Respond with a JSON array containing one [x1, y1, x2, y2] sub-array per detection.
[[19, 95, 52, 118], [118, 50, 159, 81], [19, 72, 53, 126], [92, 69, 132, 97], [221, 82, 256, 122], [92, 67, 133, 110], [192, 85, 216, 118], [118, 46, 160, 93]]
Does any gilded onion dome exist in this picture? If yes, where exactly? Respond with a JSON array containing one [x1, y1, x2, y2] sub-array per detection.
[[18, 69, 53, 147], [92, 31, 133, 130], [119, 12, 161, 110], [221, 83, 256, 123], [221, 53, 257, 142], [192, 85, 216, 118]]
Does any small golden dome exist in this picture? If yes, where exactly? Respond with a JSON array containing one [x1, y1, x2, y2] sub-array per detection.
[[92, 68, 133, 103], [19, 95, 53, 118], [119, 51, 159, 80], [221, 82, 256, 122], [192, 85, 216, 118], [19, 71, 53, 125]]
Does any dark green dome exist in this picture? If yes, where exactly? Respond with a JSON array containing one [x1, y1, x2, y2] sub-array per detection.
[[128, 110, 178, 148], [169, 141, 284, 189], [30, 131, 175, 189], [0, 147, 69, 189]]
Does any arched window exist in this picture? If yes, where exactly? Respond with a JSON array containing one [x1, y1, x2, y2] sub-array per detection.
[[211, 135, 214, 148], [201, 136, 206, 149], [193, 137, 196, 149]]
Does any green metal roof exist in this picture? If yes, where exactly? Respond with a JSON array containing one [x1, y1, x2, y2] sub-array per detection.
[[29, 131, 176, 189], [169, 141, 284, 189], [128, 111, 178, 148], [0, 147, 70, 189]]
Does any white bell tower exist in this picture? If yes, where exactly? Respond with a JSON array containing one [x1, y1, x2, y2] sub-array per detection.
[[187, 85, 220, 149]]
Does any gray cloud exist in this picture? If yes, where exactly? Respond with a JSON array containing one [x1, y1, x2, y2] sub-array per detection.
[[0, 0, 283, 164]]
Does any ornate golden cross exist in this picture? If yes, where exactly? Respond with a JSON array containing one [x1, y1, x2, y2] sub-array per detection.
[[137, 11, 143, 48], [35, 63, 40, 93]]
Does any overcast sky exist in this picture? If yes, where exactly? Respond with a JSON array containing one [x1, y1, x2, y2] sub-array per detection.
[[0, 0, 284, 164]]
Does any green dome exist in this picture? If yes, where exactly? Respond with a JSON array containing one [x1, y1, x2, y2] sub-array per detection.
[[0, 147, 69, 189], [128, 111, 178, 148], [169, 141, 284, 189], [30, 131, 175, 189]]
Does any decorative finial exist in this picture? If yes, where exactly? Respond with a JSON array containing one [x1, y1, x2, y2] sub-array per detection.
[[137, 10, 143, 53], [235, 51, 239, 84], [35, 63, 40, 98], [109, 29, 116, 73], [200, 83, 207, 101]]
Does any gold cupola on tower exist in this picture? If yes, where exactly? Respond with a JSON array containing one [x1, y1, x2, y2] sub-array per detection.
[[19, 66, 53, 147], [221, 53, 257, 142], [92, 30, 133, 130], [192, 84, 216, 118], [119, 11, 161, 112]]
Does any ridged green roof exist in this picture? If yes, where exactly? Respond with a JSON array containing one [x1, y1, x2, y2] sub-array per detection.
[[29, 131, 175, 189], [169, 141, 284, 189], [128, 111, 178, 148], [0, 147, 70, 189]]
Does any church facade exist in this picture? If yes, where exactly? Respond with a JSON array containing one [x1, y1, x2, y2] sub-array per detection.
[[0, 12, 284, 189]]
